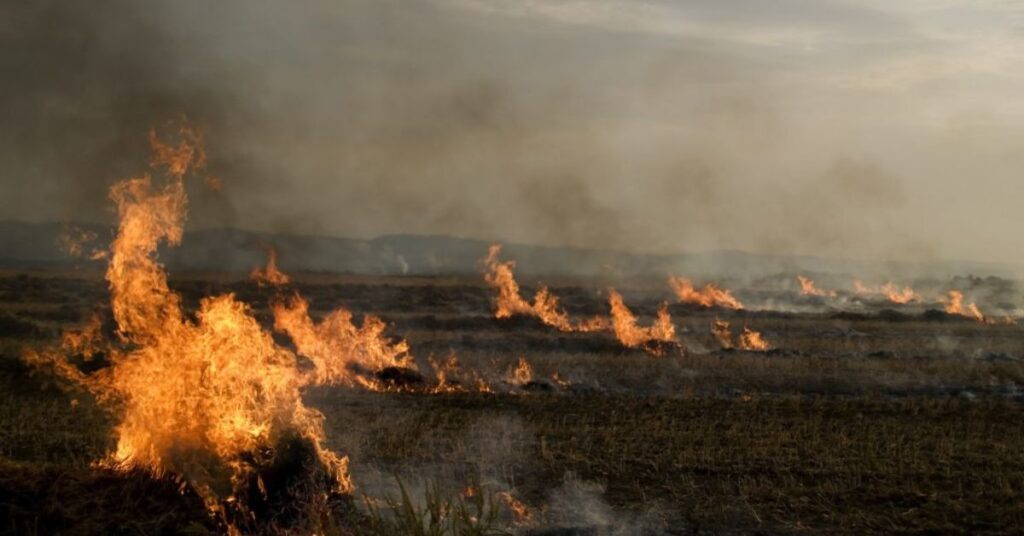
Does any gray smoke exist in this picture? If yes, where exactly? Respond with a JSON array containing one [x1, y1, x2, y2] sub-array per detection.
[[2, 1, 1022, 265]]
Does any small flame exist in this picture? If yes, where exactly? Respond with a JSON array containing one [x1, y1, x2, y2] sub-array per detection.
[[852, 279, 918, 304], [711, 319, 770, 351], [797, 275, 835, 297], [429, 354, 492, 393], [608, 289, 676, 354], [711, 318, 733, 349], [496, 491, 533, 526], [668, 276, 743, 309], [943, 290, 985, 322], [738, 327, 770, 351], [250, 244, 290, 286], [507, 357, 533, 386], [483, 245, 608, 332]]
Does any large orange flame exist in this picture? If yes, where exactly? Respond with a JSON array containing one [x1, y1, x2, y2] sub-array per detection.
[[668, 276, 743, 309], [607, 289, 676, 354], [483, 244, 608, 332], [24, 125, 383, 524]]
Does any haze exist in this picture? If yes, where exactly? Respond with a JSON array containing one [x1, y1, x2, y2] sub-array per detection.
[[2, 0, 1022, 264]]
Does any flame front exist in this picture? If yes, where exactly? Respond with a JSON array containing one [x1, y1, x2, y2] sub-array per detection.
[[669, 276, 743, 309]]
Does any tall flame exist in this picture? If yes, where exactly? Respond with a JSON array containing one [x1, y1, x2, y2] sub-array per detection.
[[668, 276, 743, 309], [24, 124, 382, 524]]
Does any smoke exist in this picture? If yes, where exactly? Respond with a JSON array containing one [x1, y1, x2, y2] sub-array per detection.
[[3, 0, 1023, 265]]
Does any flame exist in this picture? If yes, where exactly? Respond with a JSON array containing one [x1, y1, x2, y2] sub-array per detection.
[[669, 276, 743, 309], [943, 290, 985, 322], [797, 275, 835, 297], [711, 319, 770, 351], [881, 282, 917, 304], [60, 312, 105, 359], [496, 491, 533, 526], [711, 318, 733, 349], [57, 224, 105, 260], [428, 354, 492, 394], [507, 357, 533, 386], [250, 244, 290, 286], [25, 125, 371, 523], [483, 245, 608, 332], [607, 289, 676, 354], [852, 279, 918, 304], [738, 327, 770, 351], [270, 292, 413, 388]]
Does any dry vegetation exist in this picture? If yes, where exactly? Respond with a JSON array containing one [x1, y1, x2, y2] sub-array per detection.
[[2, 270, 1024, 534]]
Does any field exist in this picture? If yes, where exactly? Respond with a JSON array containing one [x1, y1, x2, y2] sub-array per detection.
[[2, 269, 1024, 534]]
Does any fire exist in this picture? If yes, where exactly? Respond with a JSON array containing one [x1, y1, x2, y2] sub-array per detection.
[[852, 279, 918, 304], [738, 327, 770, 351], [428, 354, 492, 393], [711, 319, 770, 351], [250, 244, 290, 286], [270, 292, 413, 388], [607, 289, 676, 354], [507, 357, 533, 386], [668, 276, 743, 309], [711, 318, 732, 349], [943, 290, 985, 322], [496, 491, 533, 526], [57, 224, 106, 260], [483, 245, 608, 332], [881, 283, 916, 304], [797, 275, 835, 297], [24, 124, 400, 526]]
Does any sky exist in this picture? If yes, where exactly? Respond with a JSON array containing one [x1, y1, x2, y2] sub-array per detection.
[[2, 0, 1023, 264]]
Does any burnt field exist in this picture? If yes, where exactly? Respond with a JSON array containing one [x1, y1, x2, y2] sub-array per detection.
[[1, 270, 1024, 535]]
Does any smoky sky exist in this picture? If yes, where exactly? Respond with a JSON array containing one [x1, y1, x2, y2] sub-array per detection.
[[2, 0, 1023, 264]]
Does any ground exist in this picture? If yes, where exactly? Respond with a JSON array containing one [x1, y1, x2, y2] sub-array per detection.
[[1, 269, 1023, 534]]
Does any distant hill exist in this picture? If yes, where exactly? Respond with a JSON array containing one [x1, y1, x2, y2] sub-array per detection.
[[0, 220, 1020, 280]]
